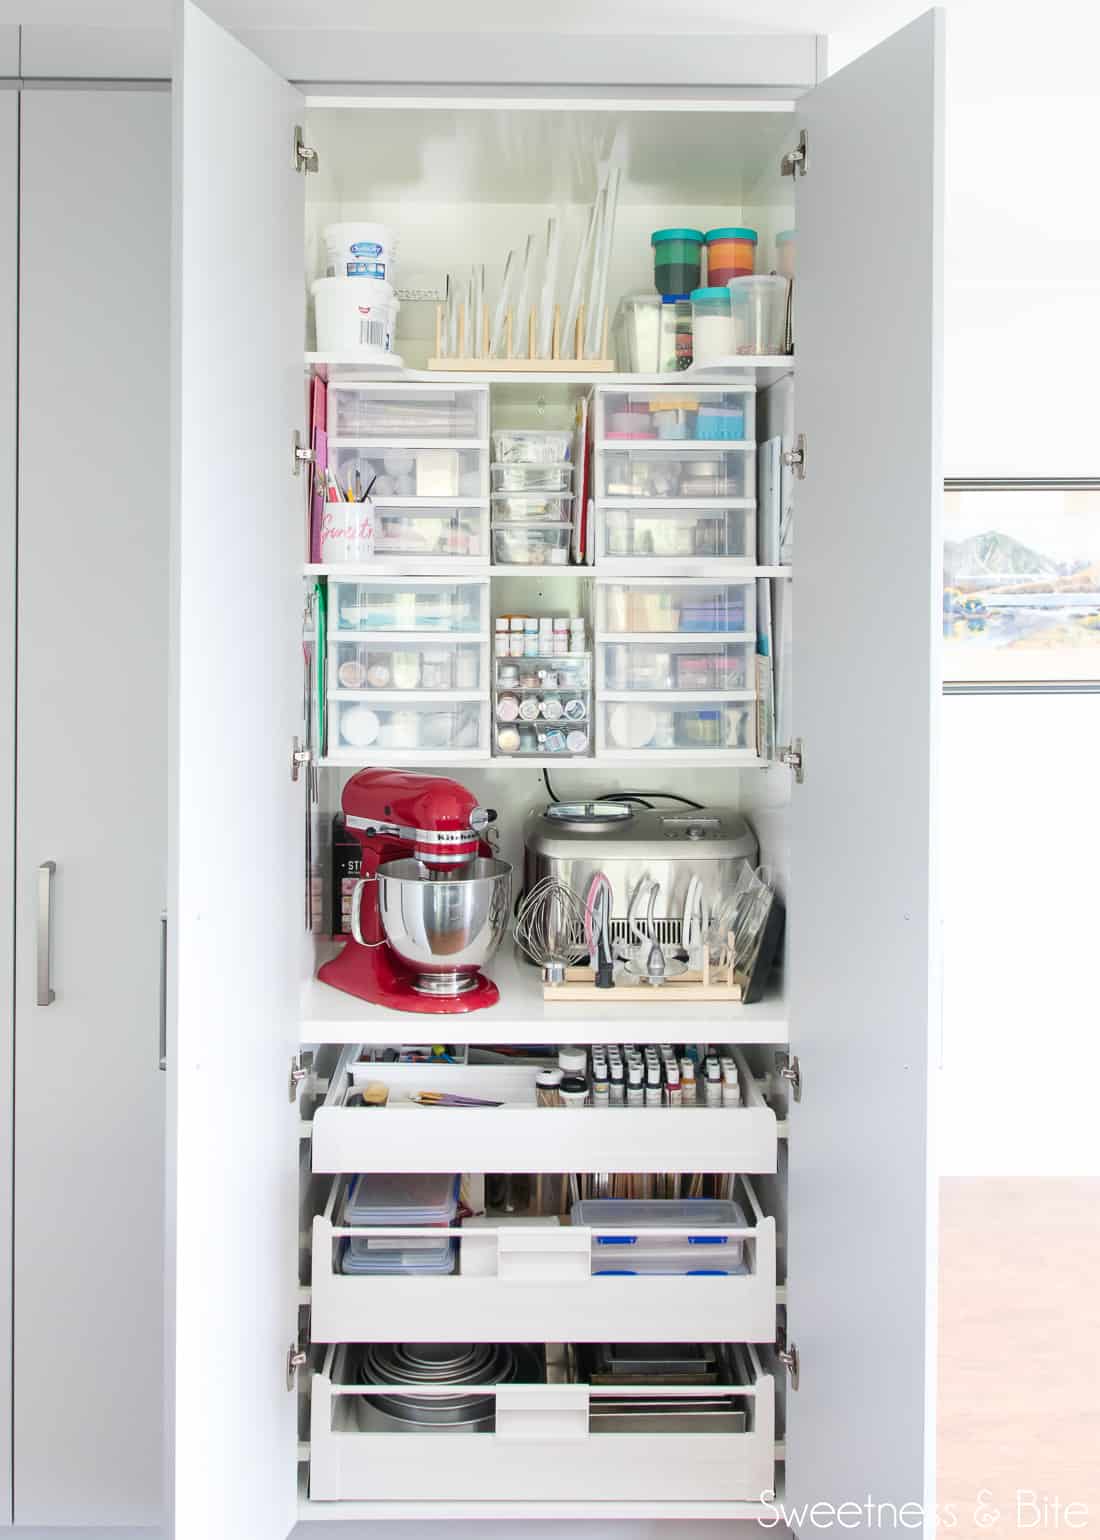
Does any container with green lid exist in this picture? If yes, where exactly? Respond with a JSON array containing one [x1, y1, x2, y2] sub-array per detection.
[[704, 226, 757, 285], [651, 228, 703, 297]]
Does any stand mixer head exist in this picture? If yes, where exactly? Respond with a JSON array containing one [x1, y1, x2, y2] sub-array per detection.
[[317, 769, 511, 1014]]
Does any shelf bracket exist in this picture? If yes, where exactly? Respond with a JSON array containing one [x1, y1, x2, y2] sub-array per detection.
[[291, 737, 312, 783], [289, 1050, 314, 1103], [780, 129, 807, 178]]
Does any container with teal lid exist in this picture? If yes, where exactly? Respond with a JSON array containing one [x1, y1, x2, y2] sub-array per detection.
[[651, 228, 703, 297], [690, 286, 733, 367], [775, 229, 796, 279], [704, 226, 757, 285]]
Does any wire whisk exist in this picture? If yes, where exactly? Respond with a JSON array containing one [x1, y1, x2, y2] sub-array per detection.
[[513, 876, 588, 985]]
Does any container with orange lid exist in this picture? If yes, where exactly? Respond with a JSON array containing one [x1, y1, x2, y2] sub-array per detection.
[[704, 227, 758, 286]]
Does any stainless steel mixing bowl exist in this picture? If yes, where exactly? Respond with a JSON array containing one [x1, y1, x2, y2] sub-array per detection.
[[376, 856, 512, 996]]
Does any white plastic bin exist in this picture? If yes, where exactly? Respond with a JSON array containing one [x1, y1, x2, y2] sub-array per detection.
[[600, 446, 754, 501], [327, 697, 489, 760], [596, 580, 755, 638], [327, 577, 488, 635], [491, 523, 573, 566], [327, 383, 487, 441], [599, 505, 755, 567], [599, 638, 753, 693], [328, 445, 486, 502], [599, 699, 757, 757], [597, 385, 756, 444], [329, 637, 485, 694], [313, 277, 399, 354]]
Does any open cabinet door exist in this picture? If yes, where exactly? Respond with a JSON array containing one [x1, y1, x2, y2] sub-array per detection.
[[169, 4, 306, 1536], [786, 9, 943, 1529]]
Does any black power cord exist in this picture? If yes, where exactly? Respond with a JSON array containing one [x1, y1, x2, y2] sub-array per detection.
[[539, 767, 704, 812]]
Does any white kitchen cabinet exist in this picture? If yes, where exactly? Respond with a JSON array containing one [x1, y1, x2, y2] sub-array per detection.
[[14, 87, 169, 1528], [171, 3, 942, 1535]]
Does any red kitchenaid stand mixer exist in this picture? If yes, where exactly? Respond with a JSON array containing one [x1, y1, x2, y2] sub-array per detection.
[[318, 769, 505, 1013]]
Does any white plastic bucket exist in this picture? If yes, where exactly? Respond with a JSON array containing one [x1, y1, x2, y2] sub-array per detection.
[[313, 277, 400, 354], [324, 222, 394, 282]]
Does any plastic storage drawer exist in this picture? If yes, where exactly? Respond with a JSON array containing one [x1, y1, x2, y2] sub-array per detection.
[[309, 1176, 775, 1344], [597, 386, 756, 443], [367, 505, 489, 569], [328, 577, 488, 635], [308, 1342, 775, 1505], [491, 463, 573, 493], [329, 637, 485, 694], [326, 383, 488, 441], [327, 697, 489, 760], [310, 1048, 777, 1176], [328, 444, 487, 501], [599, 638, 754, 693], [599, 447, 754, 502], [599, 505, 755, 567], [491, 523, 573, 566], [599, 699, 756, 756], [596, 580, 754, 638]]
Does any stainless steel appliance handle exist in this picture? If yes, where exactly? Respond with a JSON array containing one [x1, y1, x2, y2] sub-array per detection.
[[159, 909, 168, 1070], [37, 861, 56, 1006], [349, 875, 386, 948]]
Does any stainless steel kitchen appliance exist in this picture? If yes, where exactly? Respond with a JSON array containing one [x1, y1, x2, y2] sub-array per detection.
[[522, 801, 758, 950]]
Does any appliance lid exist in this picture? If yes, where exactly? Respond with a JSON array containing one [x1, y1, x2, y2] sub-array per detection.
[[543, 800, 635, 827]]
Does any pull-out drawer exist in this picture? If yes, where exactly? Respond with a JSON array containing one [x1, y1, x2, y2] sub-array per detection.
[[310, 1176, 776, 1343], [308, 1343, 775, 1504], [327, 383, 488, 441], [309, 1047, 778, 1175]]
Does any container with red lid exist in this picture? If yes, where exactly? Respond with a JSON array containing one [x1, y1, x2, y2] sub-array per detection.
[[704, 227, 757, 286]]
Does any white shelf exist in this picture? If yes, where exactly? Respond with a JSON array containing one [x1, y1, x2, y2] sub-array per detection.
[[300, 945, 788, 1044], [599, 438, 757, 451], [326, 437, 485, 450], [307, 563, 790, 578], [306, 357, 795, 390], [316, 751, 771, 771]]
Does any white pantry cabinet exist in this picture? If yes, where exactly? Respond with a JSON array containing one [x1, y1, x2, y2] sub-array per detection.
[[14, 87, 169, 1529], [170, 3, 942, 1536]]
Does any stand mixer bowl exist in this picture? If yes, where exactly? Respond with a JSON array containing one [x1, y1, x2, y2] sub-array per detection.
[[376, 857, 512, 996]]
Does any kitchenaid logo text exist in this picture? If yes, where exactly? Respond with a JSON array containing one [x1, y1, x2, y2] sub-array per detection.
[[759, 1490, 1090, 1530]]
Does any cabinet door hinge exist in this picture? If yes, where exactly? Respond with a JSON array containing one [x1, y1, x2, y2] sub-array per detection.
[[291, 736, 312, 782], [775, 1051, 802, 1102], [778, 738, 804, 782], [783, 433, 806, 479], [780, 129, 807, 178], [777, 1340, 800, 1390], [293, 125, 319, 175], [292, 430, 314, 475], [289, 1050, 314, 1103], [286, 1343, 307, 1390]]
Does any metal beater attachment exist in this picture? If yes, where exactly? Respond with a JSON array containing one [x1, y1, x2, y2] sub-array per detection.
[[513, 876, 588, 985]]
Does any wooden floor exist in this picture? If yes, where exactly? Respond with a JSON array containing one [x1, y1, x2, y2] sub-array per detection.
[[938, 1178, 1100, 1538]]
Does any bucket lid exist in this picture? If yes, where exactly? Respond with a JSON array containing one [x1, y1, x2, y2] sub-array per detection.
[[650, 228, 704, 246], [704, 226, 758, 243], [690, 286, 733, 302], [661, 294, 691, 304]]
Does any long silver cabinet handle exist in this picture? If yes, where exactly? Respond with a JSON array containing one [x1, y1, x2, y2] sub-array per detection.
[[37, 861, 56, 1006], [159, 909, 168, 1070]]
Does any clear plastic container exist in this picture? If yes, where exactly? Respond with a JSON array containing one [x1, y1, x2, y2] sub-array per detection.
[[728, 275, 792, 356], [704, 227, 757, 286], [599, 639, 753, 692], [327, 385, 487, 441], [491, 522, 573, 566], [575, 1197, 748, 1269], [364, 505, 487, 564], [329, 698, 487, 756], [597, 388, 755, 443], [599, 447, 754, 501], [328, 578, 487, 634], [490, 463, 573, 493], [659, 296, 693, 372], [774, 230, 796, 280], [491, 492, 574, 523], [599, 700, 757, 754], [329, 445, 485, 501], [597, 581, 754, 636], [330, 638, 484, 693], [494, 721, 590, 757], [491, 429, 574, 464], [690, 286, 734, 367], [612, 294, 662, 373], [600, 506, 754, 564]]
